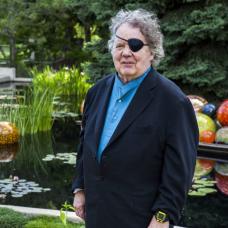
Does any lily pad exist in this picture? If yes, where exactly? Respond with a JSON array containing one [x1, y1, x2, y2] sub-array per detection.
[[42, 152, 76, 165], [0, 177, 51, 198]]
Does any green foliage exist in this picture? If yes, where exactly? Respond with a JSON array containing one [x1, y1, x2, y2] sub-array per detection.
[[0, 207, 28, 228], [82, 0, 228, 99], [0, 208, 84, 228], [0, 87, 55, 135], [0, 66, 90, 134], [82, 39, 115, 82], [60, 201, 76, 226], [0, 0, 92, 69], [25, 216, 83, 228], [159, 2, 228, 98], [0, 0, 227, 99], [32, 67, 91, 113]]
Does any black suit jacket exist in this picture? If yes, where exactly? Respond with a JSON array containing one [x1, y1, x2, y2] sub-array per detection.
[[72, 68, 199, 228]]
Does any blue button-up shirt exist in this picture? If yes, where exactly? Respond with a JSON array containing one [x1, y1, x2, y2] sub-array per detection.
[[97, 67, 151, 162]]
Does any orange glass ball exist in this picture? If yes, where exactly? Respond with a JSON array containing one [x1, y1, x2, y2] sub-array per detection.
[[0, 122, 20, 145], [198, 159, 215, 171], [217, 100, 228, 126], [199, 130, 216, 143], [195, 159, 214, 177]]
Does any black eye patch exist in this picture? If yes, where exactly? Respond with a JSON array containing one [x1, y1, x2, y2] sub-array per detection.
[[116, 35, 149, 52]]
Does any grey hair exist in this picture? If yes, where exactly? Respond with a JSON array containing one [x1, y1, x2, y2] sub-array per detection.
[[108, 9, 165, 67]]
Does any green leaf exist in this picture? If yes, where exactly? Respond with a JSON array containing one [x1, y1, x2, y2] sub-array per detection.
[[59, 209, 67, 226]]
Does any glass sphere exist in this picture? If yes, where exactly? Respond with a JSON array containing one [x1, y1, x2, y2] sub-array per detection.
[[202, 103, 217, 117], [196, 112, 216, 134], [0, 122, 20, 145]]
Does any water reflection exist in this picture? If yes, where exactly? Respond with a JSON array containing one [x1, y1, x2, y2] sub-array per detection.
[[0, 144, 19, 163], [0, 130, 78, 209], [0, 132, 53, 201], [15, 132, 54, 175]]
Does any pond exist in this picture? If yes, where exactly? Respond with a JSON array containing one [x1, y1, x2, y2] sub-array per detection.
[[0, 121, 80, 210], [0, 86, 228, 228], [0, 121, 227, 228]]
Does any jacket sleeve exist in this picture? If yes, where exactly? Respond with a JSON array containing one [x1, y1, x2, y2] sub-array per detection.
[[71, 90, 91, 193], [152, 97, 199, 224]]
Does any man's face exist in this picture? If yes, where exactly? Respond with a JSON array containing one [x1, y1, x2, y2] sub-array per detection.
[[112, 23, 153, 81]]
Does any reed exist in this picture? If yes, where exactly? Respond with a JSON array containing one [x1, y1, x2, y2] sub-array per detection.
[[0, 67, 90, 135], [32, 67, 91, 113], [0, 87, 55, 135]]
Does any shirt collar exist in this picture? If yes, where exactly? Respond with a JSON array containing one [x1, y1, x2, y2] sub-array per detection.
[[114, 67, 151, 100]]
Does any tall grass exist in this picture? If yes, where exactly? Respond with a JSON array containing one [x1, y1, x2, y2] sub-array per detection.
[[0, 67, 91, 135], [32, 67, 91, 114], [0, 87, 55, 135]]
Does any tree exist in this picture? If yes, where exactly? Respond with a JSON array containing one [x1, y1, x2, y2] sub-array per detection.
[[0, 0, 93, 70], [82, 0, 228, 99], [0, 0, 227, 99]]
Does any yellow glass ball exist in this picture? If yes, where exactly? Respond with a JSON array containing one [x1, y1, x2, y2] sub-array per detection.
[[196, 112, 216, 134], [0, 122, 20, 145]]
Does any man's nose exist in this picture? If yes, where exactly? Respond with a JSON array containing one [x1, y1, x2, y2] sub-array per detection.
[[122, 45, 132, 56]]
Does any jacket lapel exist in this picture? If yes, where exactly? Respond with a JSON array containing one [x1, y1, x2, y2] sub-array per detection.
[[104, 69, 158, 151], [94, 74, 115, 155]]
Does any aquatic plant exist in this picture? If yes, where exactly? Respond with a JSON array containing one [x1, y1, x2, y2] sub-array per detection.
[[0, 87, 55, 135], [0, 66, 90, 134], [32, 67, 91, 114], [42, 152, 76, 165], [0, 177, 50, 199]]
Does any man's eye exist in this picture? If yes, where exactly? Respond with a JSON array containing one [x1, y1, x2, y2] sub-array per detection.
[[116, 44, 124, 48]]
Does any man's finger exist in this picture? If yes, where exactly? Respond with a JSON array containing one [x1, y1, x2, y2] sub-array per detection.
[[75, 207, 85, 219]]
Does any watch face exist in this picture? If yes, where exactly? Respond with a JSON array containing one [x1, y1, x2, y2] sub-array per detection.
[[156, 211, 168, 223]]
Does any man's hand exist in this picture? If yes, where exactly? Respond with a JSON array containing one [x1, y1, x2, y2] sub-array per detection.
[[148, 216, 169, 228], [73, 190, 85, 219]]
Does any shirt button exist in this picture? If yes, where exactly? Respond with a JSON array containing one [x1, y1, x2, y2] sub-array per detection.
[[118, 99, 122, 103]]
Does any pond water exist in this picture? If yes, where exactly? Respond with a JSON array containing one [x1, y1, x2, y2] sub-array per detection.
[[0, 121, 228, 227], [0, 121, 80, 209]]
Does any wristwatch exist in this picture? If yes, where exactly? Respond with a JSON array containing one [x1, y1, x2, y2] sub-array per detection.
[[155, 210, 169, 223]]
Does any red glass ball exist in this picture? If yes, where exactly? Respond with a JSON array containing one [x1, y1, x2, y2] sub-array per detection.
[[217, 100, 228, 126]]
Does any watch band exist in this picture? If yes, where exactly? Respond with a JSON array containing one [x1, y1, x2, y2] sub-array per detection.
[[155, 210, 169, 223]]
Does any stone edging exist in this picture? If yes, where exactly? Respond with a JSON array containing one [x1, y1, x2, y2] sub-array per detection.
[[0, 204, 83, 224]]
